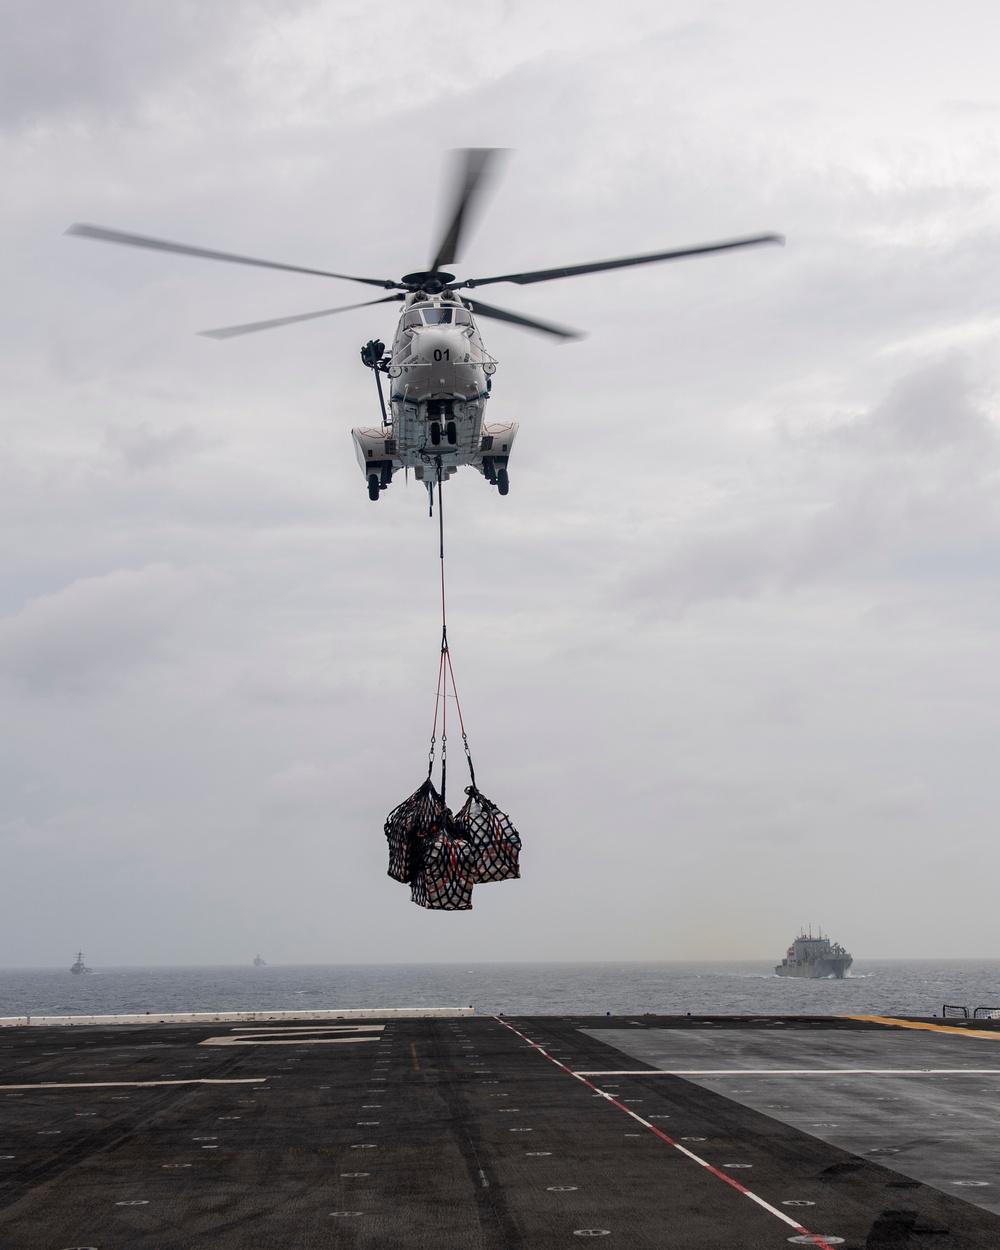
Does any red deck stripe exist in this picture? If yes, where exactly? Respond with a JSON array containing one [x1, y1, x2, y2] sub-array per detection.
[[495, 1017, 839, 1250]]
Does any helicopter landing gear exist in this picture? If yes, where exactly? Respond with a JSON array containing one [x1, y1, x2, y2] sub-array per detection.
[[446, 420, 457, 445], [430, 421, 441, 446], [367, 461, 393, 500], [482, 455, 509, 494]]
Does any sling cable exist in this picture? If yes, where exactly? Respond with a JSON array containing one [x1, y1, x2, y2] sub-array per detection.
[[383, 461, 521, 910]]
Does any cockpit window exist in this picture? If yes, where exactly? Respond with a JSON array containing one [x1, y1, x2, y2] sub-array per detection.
[[422, 308, 453, 324], [403, 310, 424, 328], [454, 309, 471, 325]]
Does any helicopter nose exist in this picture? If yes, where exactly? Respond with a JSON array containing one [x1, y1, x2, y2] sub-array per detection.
[[418, 327, 465, 360]]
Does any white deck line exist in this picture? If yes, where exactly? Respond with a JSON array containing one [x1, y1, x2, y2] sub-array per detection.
[[0, 1007, 473, 1028], [200, 1035, 382, 1047], [573, 1069, 1000, 1076], [0, 1078, 267, 1091]]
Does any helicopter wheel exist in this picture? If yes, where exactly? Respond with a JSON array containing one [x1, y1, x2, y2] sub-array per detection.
[[496, 467, 509, 496], [430, 422, 441, 446], [368, 474, 381, 501], [446, 420, 457, 445]]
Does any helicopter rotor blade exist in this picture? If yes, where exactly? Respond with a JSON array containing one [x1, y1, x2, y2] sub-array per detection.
[[429, 148, 503, 273], [197, 294, 405, 339], [66, 223, 402, 289], [464, 297, 582, 341], [458, 232, 785, 288]]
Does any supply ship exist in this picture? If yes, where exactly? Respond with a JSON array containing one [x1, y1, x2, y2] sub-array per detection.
[[775, 928, 852, 978]]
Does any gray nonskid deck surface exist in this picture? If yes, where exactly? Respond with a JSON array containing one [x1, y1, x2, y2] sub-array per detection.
[[583, 1020, 1000, 1217], [0, 1015, 998, 1248]]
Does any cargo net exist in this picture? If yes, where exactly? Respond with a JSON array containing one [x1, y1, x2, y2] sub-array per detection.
[[385, 779, 520, 910], [385, 779, 442, 885], [456, 785, 521, 883], [410, 806, 476, 911]]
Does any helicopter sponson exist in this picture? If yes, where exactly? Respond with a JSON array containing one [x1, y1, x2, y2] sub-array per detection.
[[352, 291, 515, 501]]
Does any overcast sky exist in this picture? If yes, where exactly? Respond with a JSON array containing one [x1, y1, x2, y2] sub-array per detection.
[[2, 0, 1000, 966]]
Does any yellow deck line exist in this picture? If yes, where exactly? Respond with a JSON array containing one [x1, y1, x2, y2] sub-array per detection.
[[845, 1014, 1000, 1041]]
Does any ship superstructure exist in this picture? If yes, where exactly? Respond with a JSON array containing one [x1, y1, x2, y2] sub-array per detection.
[[70, 951, 91, 975], [775, 929, 852, 979]]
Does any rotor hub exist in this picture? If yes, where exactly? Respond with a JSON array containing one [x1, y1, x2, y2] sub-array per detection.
[[401, 271, 456, 293]]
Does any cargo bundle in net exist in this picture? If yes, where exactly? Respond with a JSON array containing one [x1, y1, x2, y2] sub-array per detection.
[[384, 778, 520, 911]]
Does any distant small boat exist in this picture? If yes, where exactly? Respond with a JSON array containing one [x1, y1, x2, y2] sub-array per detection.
[[253, 954, 266, 967], [70, 951, 91, 975]]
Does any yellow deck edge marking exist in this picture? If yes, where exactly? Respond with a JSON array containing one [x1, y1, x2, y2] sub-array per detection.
[[844, 1014, 1000, 1041], [411, 1042, 421, 1071]]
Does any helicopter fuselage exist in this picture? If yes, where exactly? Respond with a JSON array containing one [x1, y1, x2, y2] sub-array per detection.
[[352, 292, 517, 501]]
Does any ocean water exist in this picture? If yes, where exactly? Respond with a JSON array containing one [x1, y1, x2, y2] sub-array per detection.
[[2, 960, 1000, 1020]]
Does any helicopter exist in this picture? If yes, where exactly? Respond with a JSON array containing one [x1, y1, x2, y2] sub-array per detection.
[[67, 150, 782, 507]]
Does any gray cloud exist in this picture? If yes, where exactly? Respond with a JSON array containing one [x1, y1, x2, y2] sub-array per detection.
[[0, 0, 306, 130], [0, 564, 219, 693], [625, 355, 1000, 615], [106, 421, 214, 472], [3, 0, 1000, 966]]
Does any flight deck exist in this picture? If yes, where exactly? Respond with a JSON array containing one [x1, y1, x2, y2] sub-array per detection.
[[2, 1012, 1000, 1248]]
